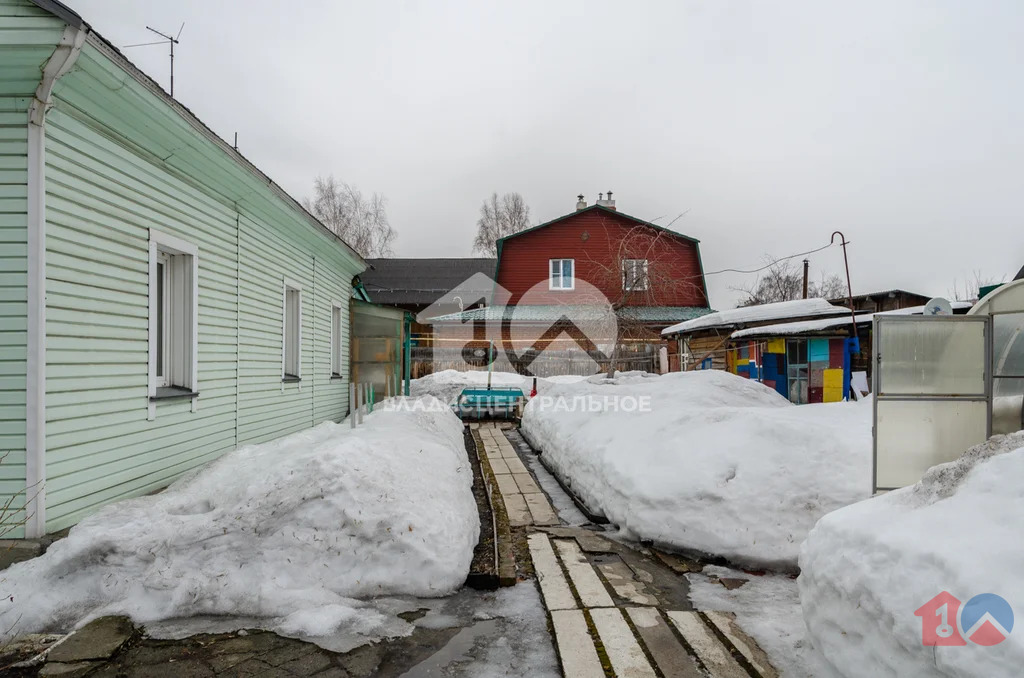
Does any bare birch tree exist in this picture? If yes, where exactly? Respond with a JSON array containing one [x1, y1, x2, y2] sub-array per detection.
[[304, 175, 396, 257], [733, 257, 846, 307], [584, 221, 706, 375], [472, 192, 532, 256]]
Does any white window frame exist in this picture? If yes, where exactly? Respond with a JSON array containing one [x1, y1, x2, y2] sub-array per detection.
[[282, 279, 303, 380], [622, 258, 650, 291], [331, 300, 344, 377], [148, 229, 198, 405], [549, 258, 575, 291]]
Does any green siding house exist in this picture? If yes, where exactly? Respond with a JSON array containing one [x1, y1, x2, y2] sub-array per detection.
[[0, 0, 366, 538]]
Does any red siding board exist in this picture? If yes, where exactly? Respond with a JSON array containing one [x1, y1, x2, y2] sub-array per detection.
[[496, 210, 709, 307]]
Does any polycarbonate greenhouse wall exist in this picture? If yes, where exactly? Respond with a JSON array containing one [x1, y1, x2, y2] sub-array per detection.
[[873, 279, 1024, 491]]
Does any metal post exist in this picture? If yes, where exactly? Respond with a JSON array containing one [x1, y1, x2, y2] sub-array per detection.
[[349, 383, 355, 429], [831, 231, 859, 400], [802, 258, 809, 299]]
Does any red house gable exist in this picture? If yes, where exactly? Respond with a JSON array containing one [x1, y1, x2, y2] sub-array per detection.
[[494, 205, 709, 308]]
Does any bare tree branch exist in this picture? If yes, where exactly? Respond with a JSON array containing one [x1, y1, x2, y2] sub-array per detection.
[[583, 218, 704, 375], [472, 192, 532, 255], [731, 256, 845, 306], [304, 175, 396, 257]]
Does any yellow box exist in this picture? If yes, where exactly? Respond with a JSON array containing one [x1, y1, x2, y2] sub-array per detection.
[[766, 338, 786, 354], [823, 369, 844, 390]]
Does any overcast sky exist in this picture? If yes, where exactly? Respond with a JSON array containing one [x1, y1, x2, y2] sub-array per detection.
[[70, 0, 1022, 308]]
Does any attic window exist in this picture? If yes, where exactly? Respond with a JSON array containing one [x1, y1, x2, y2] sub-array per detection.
[[549, 259, 574, 290], [622, 259, 649, 291]]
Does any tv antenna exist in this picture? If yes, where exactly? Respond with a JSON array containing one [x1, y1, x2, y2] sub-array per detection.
[[123, 23, 184, 96]]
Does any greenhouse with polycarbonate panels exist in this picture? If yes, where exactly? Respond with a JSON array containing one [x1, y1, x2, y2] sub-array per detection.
[[873, 280, 1024, 492]]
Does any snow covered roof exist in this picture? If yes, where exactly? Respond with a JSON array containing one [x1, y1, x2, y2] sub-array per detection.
[[429, 305, 711, 324], [661, 298, 847, 336], [730, 301, 975, 339]]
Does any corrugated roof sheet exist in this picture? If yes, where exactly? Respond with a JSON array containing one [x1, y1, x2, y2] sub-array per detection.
[[361, 258, 496, 306], [427, 305, 711, 323], [661, 298, 847, 336]]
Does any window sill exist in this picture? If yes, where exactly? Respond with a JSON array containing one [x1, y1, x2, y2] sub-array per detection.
[[151, 386, 199, 401], [282, 375, 302, 383], [330, 374, 346, 381]]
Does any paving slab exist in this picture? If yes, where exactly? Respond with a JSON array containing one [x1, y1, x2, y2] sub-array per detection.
[[527, 534, 577, 611], [502, 456, 529, 475], [625, 608, 704, 678], [666, 611, 749, 678], [488, 458, 511, 475], [512, 472, 540, 494], [493, 472, 520, 497], [652, 550, 703, 574], [39, 662, 103, 678], [705, 610, 778, 678], [596, 559, 659, 606], [503, 492, 532, 527], [47, 616, 135, 663], [523, 493, 558, 526], [553, 539, 614, 608], [589, 608, 657, 678], [550, 610, 604, 678]]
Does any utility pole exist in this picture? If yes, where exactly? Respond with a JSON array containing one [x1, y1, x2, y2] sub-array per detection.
[[802, 258, 809, 299]]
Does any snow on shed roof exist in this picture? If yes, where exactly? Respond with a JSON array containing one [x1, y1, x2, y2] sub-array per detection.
[[729, 301, 975, 339], [661, 298, 847, 336]]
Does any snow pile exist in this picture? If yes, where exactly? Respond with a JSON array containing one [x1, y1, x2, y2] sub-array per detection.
[[411, 369, 587, 405], [0, 398, 479, 643], [799, 432, 1024, 678], [521, 370, 872, 569], [688, 565, 837, 678]]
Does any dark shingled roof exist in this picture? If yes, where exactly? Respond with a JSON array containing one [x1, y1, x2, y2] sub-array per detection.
[[361, 258, 497, 307]]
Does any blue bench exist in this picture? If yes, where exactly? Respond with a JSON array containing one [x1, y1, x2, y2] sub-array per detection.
[[453, 387, 525, 420]]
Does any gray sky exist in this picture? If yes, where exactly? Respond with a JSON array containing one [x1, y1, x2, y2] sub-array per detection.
[[71, 0, 1023, 308]]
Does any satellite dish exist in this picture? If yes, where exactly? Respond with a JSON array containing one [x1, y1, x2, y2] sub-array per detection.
[[924, 297, 953, 316]]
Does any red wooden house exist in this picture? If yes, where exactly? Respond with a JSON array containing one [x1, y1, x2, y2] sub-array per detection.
[[431, 194, 712, 361]]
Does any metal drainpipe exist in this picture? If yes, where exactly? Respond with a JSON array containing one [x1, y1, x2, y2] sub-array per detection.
[[25, 25, 87, 538]]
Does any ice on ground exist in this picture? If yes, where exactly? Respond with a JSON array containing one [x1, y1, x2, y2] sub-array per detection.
[[411, 369, 588, 405], [688, 565, 838, 678], [521, 370, 872, 570], [799, 432, 1024, 678], [401, 583, 559, 678], [0, 398, 479, 647]]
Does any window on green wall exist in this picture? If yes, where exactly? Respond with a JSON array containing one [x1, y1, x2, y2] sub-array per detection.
[[331, 302, 344, 377], [148, 230, 198, 399], [283, 281, 302, 380]]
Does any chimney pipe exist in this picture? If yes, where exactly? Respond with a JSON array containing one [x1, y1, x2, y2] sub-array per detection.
[[802, 258, 809, 299], [596, 190, 616, 210], [576, 194, 587, 211]]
